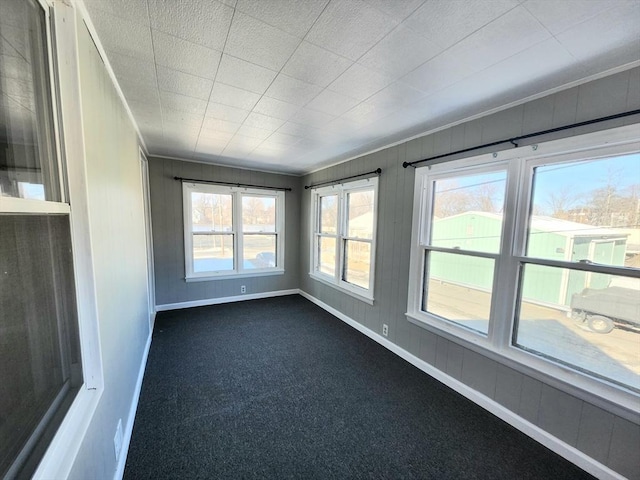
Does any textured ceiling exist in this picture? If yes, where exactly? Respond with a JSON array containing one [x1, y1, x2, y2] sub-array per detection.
[[81, 0, 640, 174]]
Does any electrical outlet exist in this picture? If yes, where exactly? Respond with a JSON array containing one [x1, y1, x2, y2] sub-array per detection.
[[114, 418, 123, 461], [241, 285, 246, 294], [382, 324, 388, 337]]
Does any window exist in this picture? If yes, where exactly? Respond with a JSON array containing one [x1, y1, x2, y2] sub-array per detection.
[[407, 126, 640, 407], [310, 178, 378, 302], [1, 0, 83, 478], [183, 183, 285, 280]]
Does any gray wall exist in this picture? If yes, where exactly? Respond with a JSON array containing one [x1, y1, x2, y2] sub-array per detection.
[[149, 157, 302, 306], [68, 17, 150, 480], [300, 67, 640, 479]]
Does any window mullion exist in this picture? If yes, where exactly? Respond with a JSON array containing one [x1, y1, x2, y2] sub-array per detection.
[[235, 193, 242, 272]]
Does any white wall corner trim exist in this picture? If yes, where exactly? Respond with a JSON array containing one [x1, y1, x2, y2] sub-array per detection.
[[155, 289, 301, 312], [298, 290, 626, 480], [114, 330, 153, 480]]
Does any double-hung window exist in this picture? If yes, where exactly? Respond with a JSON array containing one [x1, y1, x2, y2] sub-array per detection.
[[183, 183, 285, 280], [0, 0, 84, 477], [310, 178, 378, 303], [407, 125, 640, 408]]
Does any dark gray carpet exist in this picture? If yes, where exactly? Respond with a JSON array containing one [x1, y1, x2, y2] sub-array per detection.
[[124, 295, 593, 479]]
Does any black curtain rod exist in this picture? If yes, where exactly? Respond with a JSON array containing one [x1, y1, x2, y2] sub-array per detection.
[[403, 109, 640, 169], [174, 176, 292, 191], [304, 168, 382, 190]]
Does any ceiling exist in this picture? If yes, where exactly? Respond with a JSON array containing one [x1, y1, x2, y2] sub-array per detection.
[[81, 0, 640, 175]]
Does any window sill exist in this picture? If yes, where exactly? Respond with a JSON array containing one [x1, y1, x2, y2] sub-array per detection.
[[186, 269, 284, 282], [405, 310, 640, 422], [309, 272, 374, 305]]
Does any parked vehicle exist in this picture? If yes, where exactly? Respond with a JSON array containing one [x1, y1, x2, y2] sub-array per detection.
[[570, 277, 640, 334]]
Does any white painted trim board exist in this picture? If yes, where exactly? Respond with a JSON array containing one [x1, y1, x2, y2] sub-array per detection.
[[155, 289, 300, 312]]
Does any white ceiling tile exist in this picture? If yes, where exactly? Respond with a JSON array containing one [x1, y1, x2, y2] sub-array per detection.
[[224, 134, 262, 153], [157, 66, 213, 101], [404, 0, 519, 50], [265, 132, 303, 146], [340, 101, 395, 126], [306, 0, 398, 61], [445, 6, 551, 74], [556, 2, 640, 61], [209, 83, 261, 110], [243, 112, 286, 131], [162, 109, 204, 128], [256, 139, 290, 153], [401, 52, 473, 96], [216, 55, 278, 95], [265, 74, 323, 106], [152, 30, 222, 80], [196, 136, 230, 153], [205, 102, 250, 123], [198, 129, 235, 143], [236, 124, 274, 140], [524, 0, 630, 35], [159, 91, 208, 115], [327, 63, 394, 101], [282, 42, 353, 87], [289, 107, 336, 126], [118, 78, 159, 105], [109, 52, 157, 86], [83, 0, 149, 25], [218, 0, 237, 7], [235, 0, 329, 38], [276, 121, 313, 137], [253, 97, 300, 121], [306, 90, 360, 116], [225, 12, 301, 71], [358, 24, 442, 79], [366, 81, 425, 110], [88, 8, 153, 60], [202, 117, 241, 134], [364, 0, 424, 22], [128, 99, 162, 118], [147, 0, 233, 51]]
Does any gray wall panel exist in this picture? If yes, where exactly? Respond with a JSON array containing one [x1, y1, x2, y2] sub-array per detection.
[[149, 157, 301, 306], [299, 67, 640, 478]]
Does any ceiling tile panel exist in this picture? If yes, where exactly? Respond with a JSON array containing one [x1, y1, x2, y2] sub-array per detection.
[[401, 52, 473, 96], [225, 12, 301, 71], [161, 109, 204, 128], [306, 0, 398, 60], [157, 66, 213, 100], [444, 5, 551, 74], [358, 25, 442, 80], [236, 125, 273, 140], [264, 132, 303, 146], [305, 90, 360, 117], [327, 63, 394, 102], [523, 0, 627, 35], [282, 42, 352, 87], [364, 0, 424, 22], [265, 74, 323, 106], [117, 78, 159, 106], [88, 8, 153, 61], [159, 91, 208, 116], [209, 83, 261, 111], [235, 0, 329, 38], [243, 112, 286, 131], [366, 81, 425, 110], [404, 0, 519, 50], [216, 55, 278, 94], [198, 129, 235, 144], [289, 107, 336, 127], [205, 102, 250, 123], [152, 30, 222, 80], [253, 97, 301, 121], [147, 0, 233, 51], [201, 117, 241, 134], [83, 0, 149, 25]]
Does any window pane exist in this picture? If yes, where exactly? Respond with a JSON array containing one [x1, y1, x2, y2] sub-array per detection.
[[430, 171, 506, 253], [320, 195, 337, 234], [423, 251, 494, 334], [192, 234, 234, 272], [527, 154, 640, 268], [343, 240, 371, 289], [515, 264, 639, 391], [0, 214, 82, 478], [191, 192, 232, 232], [318, 236, 336, 276], [0, 0, 60, 201], [347, 190, 374, 239], [243, 234, 276, 269], [242, 196, 276, 233]]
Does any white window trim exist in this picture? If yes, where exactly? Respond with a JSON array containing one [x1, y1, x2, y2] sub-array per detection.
[[309, 177, 378, 304], [406, 123, 640, 416], [182, 182, 285, 280]]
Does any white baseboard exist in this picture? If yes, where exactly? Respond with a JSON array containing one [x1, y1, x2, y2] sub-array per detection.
[[298, 290, 624, 480], [155, 289, 299, 312], [114, 330, 153, 480]]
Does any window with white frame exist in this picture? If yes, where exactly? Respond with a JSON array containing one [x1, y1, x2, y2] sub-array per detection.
[[0, 0, 84, 477], [183, 183, 285, 279], [310, 178, 378, 302], [407, 126, 640, 405]]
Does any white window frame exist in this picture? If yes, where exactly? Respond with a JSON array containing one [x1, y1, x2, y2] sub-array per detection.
[[406, 124, 640, 414], [183, 183, 285, 281], [309, 177, 378, 304]]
